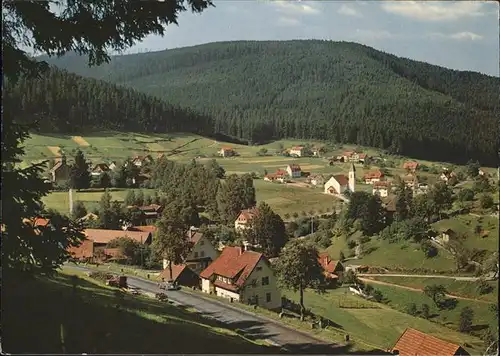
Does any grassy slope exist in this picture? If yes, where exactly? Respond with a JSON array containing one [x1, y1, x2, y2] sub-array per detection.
[[284, 287, 484, 353], [366, 276, 498, 303], [2, 270, 274, 354]]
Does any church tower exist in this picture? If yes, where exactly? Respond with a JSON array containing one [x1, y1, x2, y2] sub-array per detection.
[[348, 163, 356, 193]]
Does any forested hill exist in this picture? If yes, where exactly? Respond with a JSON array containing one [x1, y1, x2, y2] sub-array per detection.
[[3, 68, 213, 135], [42, 40, 499, 165]]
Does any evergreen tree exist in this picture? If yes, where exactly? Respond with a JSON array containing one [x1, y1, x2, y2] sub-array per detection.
[[124, 190, 137, 206], [458, 307, 474, 333], [99, 172, 112, 189], [69, 149, 91, 190], [72, 201, 87, 220], [216, 174, 256, 225], [206, 159, 225, 179]]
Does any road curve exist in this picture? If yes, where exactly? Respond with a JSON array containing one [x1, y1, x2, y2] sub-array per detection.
[[63, 264, 342, 353]]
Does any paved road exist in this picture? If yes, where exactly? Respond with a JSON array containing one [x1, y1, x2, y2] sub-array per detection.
[[357, 273, 486, 281], [64, 264, 342, 353]]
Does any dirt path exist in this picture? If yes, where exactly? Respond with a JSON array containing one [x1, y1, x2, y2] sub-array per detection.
[[357, 273, 482, 281], [359, 277, 494, 304]]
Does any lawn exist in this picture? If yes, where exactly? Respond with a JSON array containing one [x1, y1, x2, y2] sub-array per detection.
[[330, 237, 457, 273], [284, 287, 484, 354], [2, 269, 275, 354], [432, 214, 499, 252], [365, 276, 498, 303], [361, 282, 497, 343], [42, 188, 156, 215]]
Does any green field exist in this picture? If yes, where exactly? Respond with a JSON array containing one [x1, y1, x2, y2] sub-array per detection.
[[328, 236, 458, 273], [284, 287, 483, 353], [432, 214, 499, 252], [361, 282, 497, 341], [2, 270, 274, 354], [366, 276, 498, 303]]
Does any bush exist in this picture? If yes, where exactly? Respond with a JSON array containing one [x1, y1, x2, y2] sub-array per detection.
[[347, 240, 357, 249], [458, 307, 474, 333], [420, 241, 438, 258], [476, 279, 493, 295], [406, 303, 418, 316], [371, 289, 383, 302], [421, 303, 430, 319]]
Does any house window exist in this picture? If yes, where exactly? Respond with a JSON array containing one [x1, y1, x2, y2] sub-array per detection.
[[200, 251, 205, 257], [194, 252, 199, 258], [256, 266, 262, 271], [262, 276, 269, 286], [266, 293, 271, 303]]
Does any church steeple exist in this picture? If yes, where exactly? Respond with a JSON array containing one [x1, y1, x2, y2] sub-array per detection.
[[348, 163, 356, 193]]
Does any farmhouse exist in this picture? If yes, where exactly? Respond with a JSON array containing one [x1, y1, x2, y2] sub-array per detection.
[[318, 252, 344, 282], [131, 155, 154, 167], [264, 169, 287, 183], [108, 161, 118, 170], [363, 169, 384, 184], [235, 207, 258, 231], [342, 151, 367, 163], [308, 174, 326, 186], [128, 225, 158, 233], [439, 228, 457, 243], [289, 146, 305, 157], [403, 161, 419, 173], [440, 171, 456, 184], [324, 163, 356, 195], [402, 174, 419, 189], [136, 204, 163, 220], [372, 181, 391, 197], [162, 227, 220, 274], [159, 264, 200, 288], [84, 229, 153, 247], [381, 195, 397, 223], [50, 156, 70, 183], [200, 246, 282, 310], [91, 163, 110, 177], [391, 328, 469, 356], [67, 239, 94, 261], [286, 164, 302, 178], [219, 147, 235, 157]]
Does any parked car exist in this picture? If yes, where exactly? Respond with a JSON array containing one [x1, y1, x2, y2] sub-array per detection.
[[159, 281, 181, 291]]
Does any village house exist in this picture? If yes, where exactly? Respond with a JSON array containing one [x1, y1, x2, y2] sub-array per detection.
[[372, 181, 391, 197], [342, 151, 367, 164], [162, 227, 220, 274], [78, 212, 99, 224], [324, 163, 356, 195], [318, 252, 344, 286], [401, 174, 419, 189], [286, 164, 302, 178], [264, 169, 287, 183], [128, 225, 158, 233], [381, 195, 397, 224], [135, 204, 163, 220], [91, 163, 110, 177], [363, 169, 384, 184], [478, 168, 489, 177], [159, 264, 200, 288], [108, 161, 118, 170], [68, 239, 94, 262], [438, 228, 457, 243], [403, 161, 419, 173], [391, 328, 469, 356], [131, 155, 154, 167], [440, 170, 456, 184], [200, 246, 282, 310], [289, 146, 305, 157], [308, 174, 326, 186], [218, 147, 235, 158], [234, 207, 258, 231], [50, 156, 71, 183]]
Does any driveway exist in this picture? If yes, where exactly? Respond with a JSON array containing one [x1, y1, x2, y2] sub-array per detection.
[[63, 264, 346, 354]]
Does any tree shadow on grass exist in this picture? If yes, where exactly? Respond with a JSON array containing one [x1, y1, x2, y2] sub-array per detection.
[[438, 298, 458, 310], [1, 272, 279, 354]]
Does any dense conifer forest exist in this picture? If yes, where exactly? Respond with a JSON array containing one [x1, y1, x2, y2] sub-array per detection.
[[29, 40, 500, 165]]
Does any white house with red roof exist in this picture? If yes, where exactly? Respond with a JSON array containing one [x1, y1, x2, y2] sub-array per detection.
[[324, 163, 356, 195], [162, 227, 219, 274], [372, 181, 391, 197], [289, 146, 305, 157], [318, 252, 344, 281], [234, 207, 259, 231], [363, 169, 384, 184], [218, 146, 235, 158], [200, 246, 282, 310], [342, 151, 367, 163], [391, 328, 469, 356], [286, 164, 302, 178]]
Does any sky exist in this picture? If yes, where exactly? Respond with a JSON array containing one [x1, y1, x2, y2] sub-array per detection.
[[124, 0, 500, 77]]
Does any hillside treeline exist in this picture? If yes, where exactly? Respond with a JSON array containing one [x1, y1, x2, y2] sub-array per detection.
[[39, 41, 500, 165], [3, 68, 213, 135]]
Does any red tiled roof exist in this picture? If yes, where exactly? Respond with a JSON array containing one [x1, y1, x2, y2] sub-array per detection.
[[276, 169, 287, 176], [358, 153, 367, 159], [220, 146, 233, 151], [332, 174, 349, 186], [159, 264, 189, 282], [84, 229, 151, 244], [318, 252, 341, 274], [200, 247, 263, 289], [238, 208, 258, 221], [374, 181, 391, 188], [287, 164, 301, 172], [138, 204, 162, 212], [130, 225, 158, 233], [364, 170, 384, 179], [392, 328, 463, 356], [34, 218, 50, 227], [403, 161, 419, 169], [92, 163, 110, 172], [265, 174, 276, 179], [68, 240, 94, 259]]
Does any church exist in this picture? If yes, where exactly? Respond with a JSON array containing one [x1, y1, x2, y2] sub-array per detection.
[[324, 163, 356, 195]]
